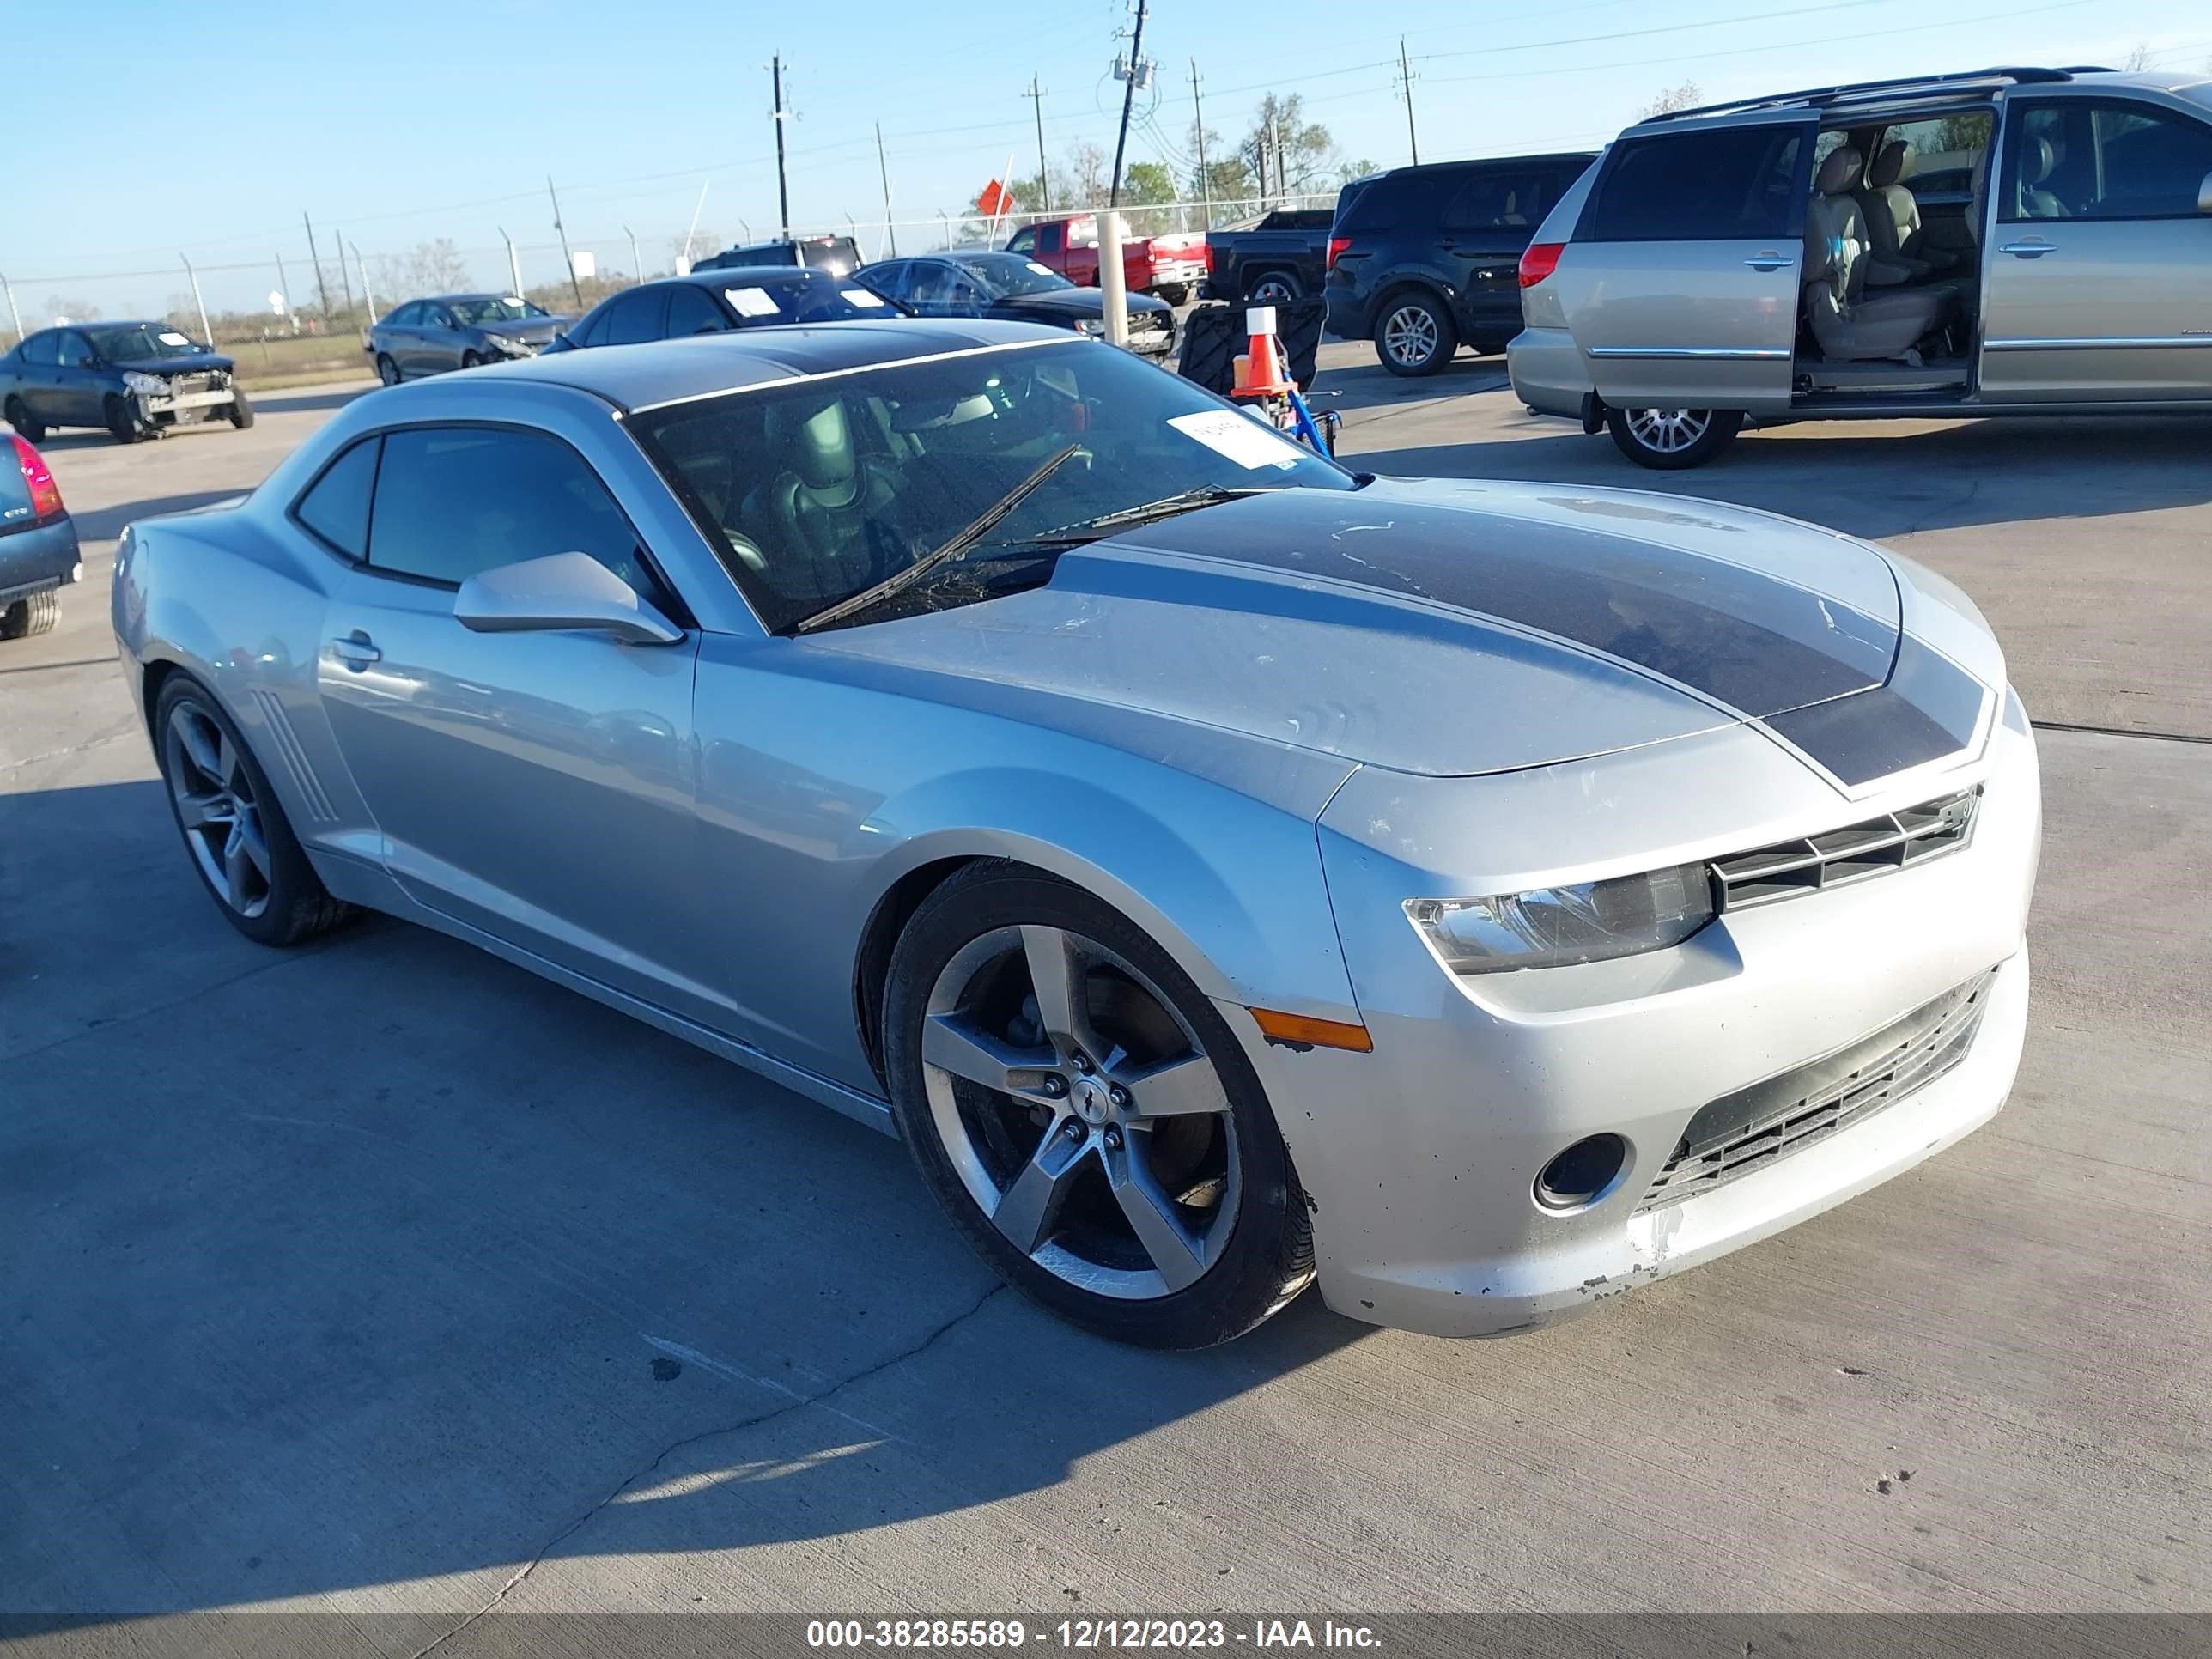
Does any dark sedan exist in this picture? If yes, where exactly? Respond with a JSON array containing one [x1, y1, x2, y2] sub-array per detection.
[[544, 267, 898, 354], [856, 251, 1176, 360], [0, 322, 249, 445], [366, 294, 570, 384]]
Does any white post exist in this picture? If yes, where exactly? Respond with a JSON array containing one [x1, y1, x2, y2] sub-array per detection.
[[625, 226, 641, 280], [353, 243, 376, 325], [501, 228, 523, 297], [682, 180, 710, 265], [180, 255, 213, 347], [1098, 210, 1130, 347], [2, 271, 26, 347]]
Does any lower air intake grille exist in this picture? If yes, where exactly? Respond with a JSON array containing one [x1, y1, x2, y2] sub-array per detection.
[[1712, 787, 1980, 909], [1634, 967, 1997, 1213]]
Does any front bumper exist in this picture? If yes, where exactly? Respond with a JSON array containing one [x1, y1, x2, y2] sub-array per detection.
[[1146, 259, 1206, 291], [0, 515, 83, 605], [1226, 707, 2041, 1339], [1506, 324, 1593, 419]]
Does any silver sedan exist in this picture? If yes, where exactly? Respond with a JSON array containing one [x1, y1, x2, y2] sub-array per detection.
[[112, 319, 2041, 1346]]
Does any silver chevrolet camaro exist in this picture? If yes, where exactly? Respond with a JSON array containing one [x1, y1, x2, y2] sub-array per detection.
[[113, 319, 2041, 1347]]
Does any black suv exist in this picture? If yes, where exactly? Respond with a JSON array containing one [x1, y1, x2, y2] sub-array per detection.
[[1326, 152, 1596, 375], [696, 234, 862, 276]]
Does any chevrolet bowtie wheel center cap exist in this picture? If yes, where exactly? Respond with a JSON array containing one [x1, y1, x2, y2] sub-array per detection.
[[1073, 1077, 1111, 1125]]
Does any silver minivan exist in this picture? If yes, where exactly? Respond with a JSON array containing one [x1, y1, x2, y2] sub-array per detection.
[[1509, 67, 2212, 467]]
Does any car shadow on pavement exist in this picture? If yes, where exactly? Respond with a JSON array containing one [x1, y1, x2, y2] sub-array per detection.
[[250, 383, 375, 416], [2, 779, 1369, 1626], [67, 489, 253, 544], [1310, 357, 1511, 416], [1345, 413, 2212, 544]]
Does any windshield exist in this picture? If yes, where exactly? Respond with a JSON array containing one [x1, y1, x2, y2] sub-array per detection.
[[953, 254, 1072, 298], [91, 324, 209, 362], [448, 296, 550, 325], [632, 339, 1354, 634], [720, 277, 891, 325]]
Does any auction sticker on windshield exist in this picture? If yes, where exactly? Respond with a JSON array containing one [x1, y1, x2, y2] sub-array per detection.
[[725, 288, 782, 318], [158, 331, 192, 347], [842, 289, 888, 307], [1167, 410, 1304, 470]]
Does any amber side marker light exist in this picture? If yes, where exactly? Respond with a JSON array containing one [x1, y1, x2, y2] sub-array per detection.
[[1249, 1007, 1374, 1053]]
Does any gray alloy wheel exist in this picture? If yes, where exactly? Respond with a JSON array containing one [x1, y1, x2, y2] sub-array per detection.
[[921, 923, 1241, 1302], [161, 698, 274, 921], [1375, 292, 1455, 377], [1247, 271, 1301, 305], [376, 354, 402, 386], [1605, 404, 1742, 470]]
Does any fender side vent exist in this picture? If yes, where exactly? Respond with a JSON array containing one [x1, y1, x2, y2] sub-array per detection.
[[251, 690, 336, 823]]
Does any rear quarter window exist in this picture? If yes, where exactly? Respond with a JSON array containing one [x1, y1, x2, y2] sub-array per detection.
[[291, 436, 381, 560], [1583, 125, 1809, 241]]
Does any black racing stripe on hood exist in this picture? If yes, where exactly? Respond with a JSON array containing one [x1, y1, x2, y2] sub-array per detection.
[[1123, 491, 1896, 719], [1763, 637, 1989, 785]]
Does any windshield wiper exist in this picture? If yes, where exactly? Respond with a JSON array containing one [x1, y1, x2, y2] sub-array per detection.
[[793, 442, 1085, 635], [1033, 484, 1269, 545]]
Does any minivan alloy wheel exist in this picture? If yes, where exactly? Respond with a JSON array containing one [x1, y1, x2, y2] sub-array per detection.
[[1625, 407, 1712, 453], [921, 923, 1241, 1301]]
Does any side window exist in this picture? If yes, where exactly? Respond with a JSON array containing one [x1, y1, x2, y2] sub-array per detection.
[[1005, 228, 1035, 253], [424, 307, 454, 331], [864, 262, 909, 301], [1442, 170, 1544, 230], [602, 289, 667, 346], [56, 331, 93, 367], [1583, 125, 1808, 241], [16, 331, 59, 367], [291, 436, 380, 560], [387, 303, 419, 327], [664, 284, 727, 336], [368, 426, 666, 601], [567, 304, 606, 349], [2003, 100, 2212, 222], [1879, 112, 1992, 203], [1036, 224, 1063, 255]]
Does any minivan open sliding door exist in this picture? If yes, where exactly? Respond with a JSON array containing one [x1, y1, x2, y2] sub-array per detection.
[[1555, 114, 1814, 416]]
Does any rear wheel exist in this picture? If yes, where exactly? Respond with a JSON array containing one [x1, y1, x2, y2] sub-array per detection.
[[376, 354, 401, 386], [152, 676, 350, 947], [1374, 291, 1455, 377], [228, 389, 255, 429], [0, 590, 59, 640], [105, 395, 144, 445], [1605, 405, 1742, 470], [1245, 270, 1303, 305], [3, 396, 44, 444], [884, 864, 1314, 1348]]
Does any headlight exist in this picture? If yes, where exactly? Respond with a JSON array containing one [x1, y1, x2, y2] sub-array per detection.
[[1405, 865, 1717, 974], [488, 335, 535, 356], [122, 371, 167, 396], [1075, 317, 1108, 336]]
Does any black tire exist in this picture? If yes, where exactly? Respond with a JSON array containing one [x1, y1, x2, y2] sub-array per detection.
[[884, 863, 1314, 1348], [376, 354, 402, 386], [1373, 289, 1456, 377], [1244, 269, 1304, 305], [3, 396, 44, 445], [1605, 405, 1743, 470], [151, 674, 351, 948], [0, 589, 59, 640], [228, 388, 255, 429], [459, 349, 484, 370], [105, 395, 144, 445]]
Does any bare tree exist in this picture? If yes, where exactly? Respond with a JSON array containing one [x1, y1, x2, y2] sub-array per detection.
[[2120, 42, 2154, 71], [376, 239, 472, 298], [671, 228, 719, 266], [43, 296, 101, 325], [1642, 81, 1704, 118]]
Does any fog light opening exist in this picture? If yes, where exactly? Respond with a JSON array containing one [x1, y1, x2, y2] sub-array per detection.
[[1535, 1133, 1629, 1213]]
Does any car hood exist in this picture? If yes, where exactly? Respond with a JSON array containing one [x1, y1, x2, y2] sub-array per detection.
[[989, 288, 1171, 321], [479, 317, 568, 344], [805, 478, 1996, 787], [114, 353, 235, 375]]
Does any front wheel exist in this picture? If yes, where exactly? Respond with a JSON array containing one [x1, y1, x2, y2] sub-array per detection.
[[228, 388, 255, 429], [105, 395, 144, 445], [1605, 405, 1742, 470], [460, 350, 484, 370], [375, 354, 401, 386], [1374, 292, 1456, 377], [884, 864, 1314, 1348]]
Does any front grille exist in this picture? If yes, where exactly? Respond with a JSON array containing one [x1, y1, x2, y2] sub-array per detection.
[[1633, 968, 1997, 1213], [166, 372, 215, 396], [1712, 787, 1979, 910]]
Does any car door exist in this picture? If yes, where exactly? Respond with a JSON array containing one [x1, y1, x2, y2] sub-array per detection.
[[418, 305, 464, 374], [315, 422, 706, 1011], [1553, 118, 1814, 416], [1437, 166, 1547, 346], [1978, 94, 2212, 402], [9, 331, 66, 424], [51, 331, 101, 425]]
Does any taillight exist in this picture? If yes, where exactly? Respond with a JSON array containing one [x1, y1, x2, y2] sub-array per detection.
[[11, 435, 64, 520], [1326, 236, 1352, 270], [1518, 242, 1565, 288]]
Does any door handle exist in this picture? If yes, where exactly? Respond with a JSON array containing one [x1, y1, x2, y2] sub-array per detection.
[[1743, 254, 1795, 271], [330, 632, 381, 669], [1997, 241, 2057, 258]]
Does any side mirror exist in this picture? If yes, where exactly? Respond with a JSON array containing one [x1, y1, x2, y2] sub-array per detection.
[[79, 355, 100, 369], [2200, 169, 2212, 215], [454, 551, 684, 646]]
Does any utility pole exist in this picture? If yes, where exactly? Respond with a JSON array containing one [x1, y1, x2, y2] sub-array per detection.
[[1189, 60, 1212, 228], [1108, 0, 1148, 206], [771, 56, 793, 239], [1398, 36, 1421, 166], [876, 122, 897, 256], [179, 256, 213, 348], [333, 226, 355, 315], [624, 226, 641, 280], [1024, 76, 1052, 214], [548, 175, 583, 308], [275, 252, 294, 327], [302, 211, 331, 317]]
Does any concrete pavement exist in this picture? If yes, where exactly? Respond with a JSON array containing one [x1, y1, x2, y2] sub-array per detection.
[[1, 362, 2204, 1640]]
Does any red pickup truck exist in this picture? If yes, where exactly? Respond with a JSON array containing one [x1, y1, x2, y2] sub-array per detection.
[[1004, 214, 1209, 303]]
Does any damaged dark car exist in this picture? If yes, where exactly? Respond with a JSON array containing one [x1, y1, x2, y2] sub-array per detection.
[[0, 322, 250, 445]]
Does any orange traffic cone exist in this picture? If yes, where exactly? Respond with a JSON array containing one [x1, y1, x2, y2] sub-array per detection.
[[1231, 305, 1295, 398]]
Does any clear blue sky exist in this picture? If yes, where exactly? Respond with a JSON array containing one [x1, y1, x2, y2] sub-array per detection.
[[3, 0, 2204, 321]]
